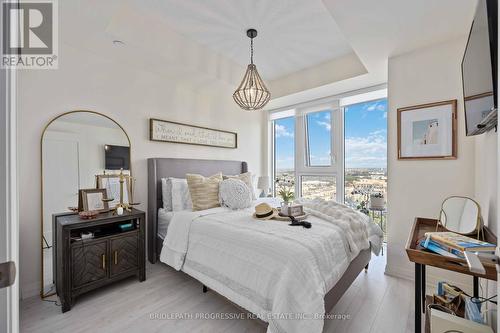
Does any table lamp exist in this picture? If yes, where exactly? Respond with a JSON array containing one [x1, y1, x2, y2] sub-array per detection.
[[257, 176, 270, 197]]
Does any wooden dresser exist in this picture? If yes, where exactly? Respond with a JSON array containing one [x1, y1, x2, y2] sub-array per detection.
[[54, 208, 146, 312]]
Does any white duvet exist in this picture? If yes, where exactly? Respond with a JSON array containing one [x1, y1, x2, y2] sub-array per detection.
[[160, 198, 382, 333]]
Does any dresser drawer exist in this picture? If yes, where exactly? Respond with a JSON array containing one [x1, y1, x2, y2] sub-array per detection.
[[110, 232, 139, 276], [71, 240, 108, 289]]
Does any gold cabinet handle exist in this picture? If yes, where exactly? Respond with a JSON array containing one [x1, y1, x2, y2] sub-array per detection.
[[102, 254, 106, 270], [114, 251, 118, 265]]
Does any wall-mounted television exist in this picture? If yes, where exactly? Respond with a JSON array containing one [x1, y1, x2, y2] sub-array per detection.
[[461, 0, 497, 136], [104, 145, 130, 170]]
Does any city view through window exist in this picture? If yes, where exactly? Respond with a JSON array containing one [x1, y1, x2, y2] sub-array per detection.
[[344, 99, 387, 214], [274, 99, 387, 236]]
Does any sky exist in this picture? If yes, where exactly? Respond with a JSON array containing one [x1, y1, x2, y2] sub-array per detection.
[[275, 98, 387, 170]]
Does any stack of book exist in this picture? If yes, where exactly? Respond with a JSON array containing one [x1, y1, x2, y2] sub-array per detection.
[[420, 231, 495, 259]]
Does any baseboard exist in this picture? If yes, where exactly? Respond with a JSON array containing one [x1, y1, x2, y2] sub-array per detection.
[[384, 265, 414, 281], [385, 264, 473, 294]]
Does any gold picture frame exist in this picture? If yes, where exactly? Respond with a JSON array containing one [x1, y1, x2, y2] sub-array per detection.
[[397, 100, 457, 160]]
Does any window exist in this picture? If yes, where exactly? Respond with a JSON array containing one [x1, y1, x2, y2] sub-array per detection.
[[271, 104, 340, 201], [305, 110, 332, 167], [269, 89, 387, 211], [344, 99, 387, 211], [300, 175, 336, 200], [273, 116, 295, 195]]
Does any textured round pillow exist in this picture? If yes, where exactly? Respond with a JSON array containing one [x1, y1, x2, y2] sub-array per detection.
[[219, 178, 253, 210]]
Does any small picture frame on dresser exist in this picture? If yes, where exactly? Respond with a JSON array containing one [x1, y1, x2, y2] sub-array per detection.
[[79, 188, 109, 212]]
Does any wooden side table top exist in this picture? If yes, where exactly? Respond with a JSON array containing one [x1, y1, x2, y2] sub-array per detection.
[[54, 208, 145, 227], [405, 217, 497, 281]]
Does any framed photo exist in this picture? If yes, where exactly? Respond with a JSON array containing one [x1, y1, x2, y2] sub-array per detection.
[[96, 174, 131, 208], [150, 118, 237, 149], [397, 100, 457, 160], [80, 189, 108, 212]]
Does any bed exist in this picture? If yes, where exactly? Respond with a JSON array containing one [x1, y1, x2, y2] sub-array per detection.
[[147, 158, 381, 333]]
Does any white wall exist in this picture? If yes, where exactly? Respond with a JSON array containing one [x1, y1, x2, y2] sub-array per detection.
[[18, 41, 266, 297], [475, 131, 498, 232], [386, 38, 478, 287], [473, 57, 498, 333]]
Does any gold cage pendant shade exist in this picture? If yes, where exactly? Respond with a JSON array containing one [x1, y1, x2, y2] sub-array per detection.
[[233, 64, 271, 110], [233, 29, 271, 111]]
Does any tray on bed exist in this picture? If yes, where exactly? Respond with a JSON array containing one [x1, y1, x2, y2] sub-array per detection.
[[274, 209, 309, 222]]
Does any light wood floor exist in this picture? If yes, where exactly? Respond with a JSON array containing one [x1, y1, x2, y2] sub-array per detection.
[[21, 247, 415, 333]]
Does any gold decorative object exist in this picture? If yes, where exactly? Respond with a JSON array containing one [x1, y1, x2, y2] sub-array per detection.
[[96, 172, 131, 209], [78, 210, 99, 220], [99, 169, 140, 214], [110, 169, 132, 213]]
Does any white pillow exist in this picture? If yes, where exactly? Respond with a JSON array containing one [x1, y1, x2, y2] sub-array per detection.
[[170, 178, 193, 211], [161, 178, 173, 211], [223, 172, 256, 200], [219, 179, 253, 210]]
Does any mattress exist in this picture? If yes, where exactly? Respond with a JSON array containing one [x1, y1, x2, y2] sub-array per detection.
[[157, 208, 174, 239]]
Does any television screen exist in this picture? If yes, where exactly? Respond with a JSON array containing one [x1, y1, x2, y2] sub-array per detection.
[[462, 0, 497, 136], [104, 145, 130, 170]]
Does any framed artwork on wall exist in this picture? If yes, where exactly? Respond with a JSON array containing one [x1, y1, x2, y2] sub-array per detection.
[[149, 118, 237, 149], [397, 100, 457, 160]]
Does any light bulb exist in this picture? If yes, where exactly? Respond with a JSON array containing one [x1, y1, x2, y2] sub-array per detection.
[[249, 87, 256, 100]]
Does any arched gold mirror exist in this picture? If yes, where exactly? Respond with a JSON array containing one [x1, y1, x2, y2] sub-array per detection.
[[41, 111, 131, 297]]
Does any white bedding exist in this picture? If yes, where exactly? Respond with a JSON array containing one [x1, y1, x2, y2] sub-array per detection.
[[160, 198, 382, 333], [157, 208, 174, 239]]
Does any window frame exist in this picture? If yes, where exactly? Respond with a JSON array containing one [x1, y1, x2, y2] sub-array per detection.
[[294, 101, 343, 202], [270, 103, 343, 202], [270, 111, 296, 196], [268, 86, 387, 203]]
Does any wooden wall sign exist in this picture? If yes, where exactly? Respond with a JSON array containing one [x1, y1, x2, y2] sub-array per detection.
[[149, 118, 237, 149]]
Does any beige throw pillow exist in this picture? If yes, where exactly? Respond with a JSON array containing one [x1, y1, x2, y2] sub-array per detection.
[[223, 172, 255, 200], [186, 173, 223, 211]]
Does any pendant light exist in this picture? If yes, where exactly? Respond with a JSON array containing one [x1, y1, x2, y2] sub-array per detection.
[[233, 29, 271, 111]]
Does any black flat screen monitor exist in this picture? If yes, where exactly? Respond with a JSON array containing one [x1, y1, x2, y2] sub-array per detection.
[[104, 145, 130, 170], [461, 0, 497, 136]]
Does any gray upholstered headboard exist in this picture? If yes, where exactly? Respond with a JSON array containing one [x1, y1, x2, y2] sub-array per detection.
[[147, 158, 248, 263]]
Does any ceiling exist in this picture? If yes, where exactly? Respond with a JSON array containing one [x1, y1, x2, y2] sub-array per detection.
[[59, 0, 478, 106], [323, 0, 477, 61], [141, 0, 355, 80], [267, 0, 478, 108]]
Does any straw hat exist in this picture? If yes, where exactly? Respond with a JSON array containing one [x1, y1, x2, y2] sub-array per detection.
[[253, 202, 278, 220]]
